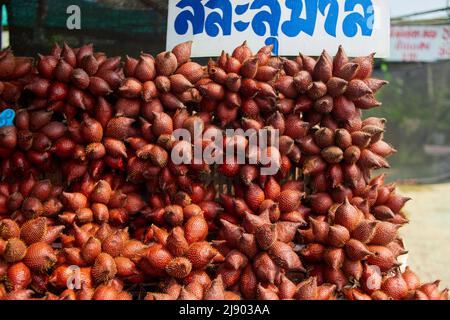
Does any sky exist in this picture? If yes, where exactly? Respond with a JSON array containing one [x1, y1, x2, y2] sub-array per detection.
[[390, 0, 449, 19]]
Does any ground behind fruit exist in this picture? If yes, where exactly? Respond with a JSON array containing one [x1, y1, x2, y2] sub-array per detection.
[[399, 183, 450, 289]]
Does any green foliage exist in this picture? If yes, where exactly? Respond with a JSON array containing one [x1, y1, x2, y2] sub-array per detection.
[[365, 61, 450, 181]]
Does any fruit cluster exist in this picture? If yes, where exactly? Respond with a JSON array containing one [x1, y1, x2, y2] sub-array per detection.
[[0, 43, 447, 300], [0, 48, 33, 107]]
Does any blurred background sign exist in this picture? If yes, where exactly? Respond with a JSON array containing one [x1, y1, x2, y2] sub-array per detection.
[[389, 25, 450, 62], [166, 0, 390, 58]]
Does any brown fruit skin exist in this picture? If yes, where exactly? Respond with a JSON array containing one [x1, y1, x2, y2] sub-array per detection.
[[342, 259, 363, 281], [145, 243, 173, 275], [327, 225, 350, 248], [21, 197, 44, 219], [369, 222, 399, 246], [217, 265, 241, 288], [81, 237, 102, 264], [7, 262, 32, 290], [172, 41, 193, 66], [381, 272, 409, 300], [402, 267, 421, 291], [4, 238, 27, 263], [0, 219, 21, 240], [184, 215, 208, 244], [102, 232, 124, 258], [23, 242, 57, 273], [295, 277, 318, 300], [366, 245, 399, 272], [245, 183, 265, 212], [345, 239, 372, 261], [134, 57, 156, 83], [238, 264, 257, 299], [255, 224, 277, 250], [165, 257, 192, 279], [278, 190, 303, 213], [333, 198, 363, 232], [91, 253, 117, 284], [20, 217, 47, 245], [155, 51, 178, 76], [253, 252, 278, 284], [166, 227, 189, 257], [3, 289, 34, 300], [204, 276, 225, 300], [187, 241, 216, 270], [352, 220, 377, 244], [92, 285, 118, 300], [269, 241, 304, 271], [176, 61, 204, 84], [61, 192, 88, 212]]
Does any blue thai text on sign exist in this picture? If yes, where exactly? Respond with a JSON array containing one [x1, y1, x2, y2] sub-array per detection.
[[166, 0, 390, 57]]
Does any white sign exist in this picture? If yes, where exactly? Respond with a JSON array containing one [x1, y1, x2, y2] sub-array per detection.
[[166, 0, 390, 58], [389, 25, 450, 62]]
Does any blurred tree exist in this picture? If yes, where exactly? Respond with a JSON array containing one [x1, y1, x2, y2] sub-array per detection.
[[367, 61, 450, 181]]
